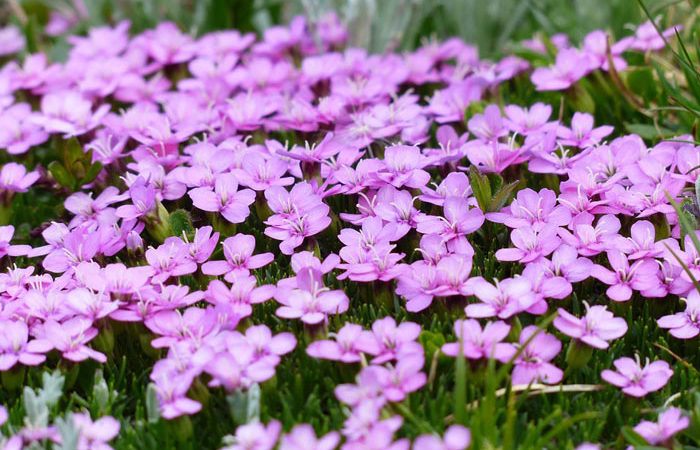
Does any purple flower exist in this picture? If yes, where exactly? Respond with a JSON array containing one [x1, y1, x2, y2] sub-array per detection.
[[41, 317, 106, 363], [658, 291, 700, 339], [202, 234, 273, 280], [0, 104, 49, 155], [72, 413, 120, 450], [0, 320, 52, 370], [413, 425, 471, 450], [467, 105, 507, 141], [274, 268, 348, 324], [601, 356, 673, 397], [264, 183, 331, 255], [556, 112, 613, 148], [222, 420, 281, 450], [504, 102, 553, 135], [116, 178, 157, 220], [495, 225, 562, 263], [634, 408, 689, 446], [0, 163, 40, 193], [0, 25, 25, 55], [416, 197, 484, 243], [152, 373, 201, 419], [442, 319, 513, 361], [465, 276, 536, 319], [280, 424, 340, 450], [508, 325, 563, 385], [554, 304, 627, 349], [531, 49, 593, 91], [487, 188, 571, 231], [0, 225, 31, 258], [189, 173, 255, 224], [374, 145, 430, 189], [591, 250, 659, 302], [372, 354, 427, 402], [146, 238, 198, 283], [355, 317, 422, 364], [307, 323, 365, 363]]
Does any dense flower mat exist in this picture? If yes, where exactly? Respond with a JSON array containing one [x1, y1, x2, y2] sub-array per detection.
[[0, 10, 696, 450]]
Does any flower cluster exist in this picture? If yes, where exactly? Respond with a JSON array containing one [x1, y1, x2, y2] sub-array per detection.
[[0, 10, 692, 450]]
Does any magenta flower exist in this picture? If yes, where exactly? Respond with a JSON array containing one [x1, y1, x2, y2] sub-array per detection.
[[145, 238, 198, 283], [152, 373, 201, 419], [116, 178, 157, 220], [222, 420, 281, 450], [274, 268, 349, 324], [601, 356, 673, 397], [368, 353, 427, 402], [467, 105, 507, 141], [508, 325, 563, 385], [0, 225, 31, 258], [591, 250, 659, 301], [189, 173, 255, 224], [531, 48, 593, 91], [32, 91, 109, 137], [307, 323, 365, 363], [72, 413, 120, 450], [413, 425, 471, 450], [264, 183, 331, 255], [0, 25, 25, 55], [658, 291, 700, 339], [634, 408, 689, 446], [41, 318, 107, 363], [201, 234, 274, 280], [280, 425, 340, 450], [0, 103, 49, 155], [487, 188, 571, 231], [416, 197, 484, 243], [355, 317, 422, 364], [495, 225, 562, 263], [442, 319, 513, 361], [504, 102, 553, 135], [465, 276, 536, 319], [554, 304, 627, 349], [556, 112, 613, 148], [0, 320, 52, 370], [0, 163, 40, 193], [374, 145, 430, 188]]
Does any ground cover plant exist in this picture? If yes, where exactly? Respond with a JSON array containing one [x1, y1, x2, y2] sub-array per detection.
[[2, 1, 700, 449]]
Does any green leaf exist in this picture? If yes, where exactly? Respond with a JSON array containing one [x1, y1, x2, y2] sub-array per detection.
[[169, 209, 194, 238], [82, 162, 103, 185], [491, 180, 520, 212], [625, 67, 657, 101], [48, 161, 76, 190], [624, 123, 674, 140], [469, 166, 492, 212]]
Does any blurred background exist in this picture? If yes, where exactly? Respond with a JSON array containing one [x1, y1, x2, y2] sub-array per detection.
[[0, 0, 678, 57]]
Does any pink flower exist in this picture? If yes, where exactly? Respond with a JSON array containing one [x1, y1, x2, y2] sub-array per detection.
[[658, 291, 700, 339], [0, 320, 52, 370], [280, 424, 340, 450], [413, 425, 471, 450], [355, 317, 422, 364], [554, 304, 627, 349], [189, 173, 255, 224], [507, 325, 563, 385], [442, 319, 513, 361], [556, 112, 613, 148], [531, 49, 593, 91], [222, 420, 281, 450], [274, 268, 348, 324], [487, 188, 571, 231], [72, 413, 120, 450], [591, 250, 659, 301], [307, 323, 365, 363], [634, 408, 689, 446], [601, 356, 673, 397], [495, 225, 562, 263], [201, 234, 273, 280], [40, 317, 106, 363], [465, 276, 536, 319], [367, 353, 427, 402]]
